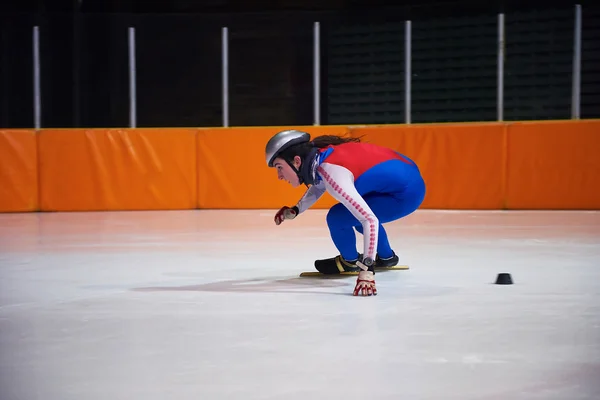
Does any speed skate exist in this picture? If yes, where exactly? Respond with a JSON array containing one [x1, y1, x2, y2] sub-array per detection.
[[299, 265, 409, 277]]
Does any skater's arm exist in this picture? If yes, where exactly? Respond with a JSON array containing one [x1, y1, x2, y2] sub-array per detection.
[[317, 163, 379, 264], [295, 182, 327, 214]]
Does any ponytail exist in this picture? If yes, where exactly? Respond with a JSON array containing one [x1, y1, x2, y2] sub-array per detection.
[[310, 135, 361, 148], [277, 134, 361, 164]]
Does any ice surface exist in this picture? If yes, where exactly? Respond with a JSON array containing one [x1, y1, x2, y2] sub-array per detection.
[[1, 209, 599, 400]]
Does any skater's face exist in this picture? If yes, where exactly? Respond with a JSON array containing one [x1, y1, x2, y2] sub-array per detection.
[[273, 156, 302, 187]]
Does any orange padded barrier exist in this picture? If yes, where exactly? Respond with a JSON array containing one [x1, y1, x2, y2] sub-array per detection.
[[38, 129, 197, 211], [196, 126, 351, 209], [0, 130, 38, 212], [2, 121, 599, 213], [349, 123, 507, 209], [505, 120, 600, 209]]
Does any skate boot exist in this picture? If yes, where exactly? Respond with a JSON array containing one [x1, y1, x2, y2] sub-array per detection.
[[376, 252, 399, 268], [314, 255, 362, 275]]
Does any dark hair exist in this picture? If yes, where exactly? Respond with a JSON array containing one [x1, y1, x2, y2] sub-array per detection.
[[278, 135, 361, 163]]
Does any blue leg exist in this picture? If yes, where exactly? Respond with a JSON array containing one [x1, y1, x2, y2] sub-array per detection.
[[326, 183, 425, 261], [326, 205, 361, 261]]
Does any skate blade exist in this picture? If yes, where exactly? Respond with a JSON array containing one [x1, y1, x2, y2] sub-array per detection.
[[299, 265, 409, 277]]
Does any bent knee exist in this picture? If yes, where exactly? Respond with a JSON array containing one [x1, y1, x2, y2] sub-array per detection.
[[326, 204, 348, 227]]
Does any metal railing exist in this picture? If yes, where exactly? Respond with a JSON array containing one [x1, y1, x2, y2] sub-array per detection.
[[19, 4, 590, 129]]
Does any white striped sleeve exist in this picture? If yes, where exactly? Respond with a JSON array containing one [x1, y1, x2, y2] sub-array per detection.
[[295, 182, 327, 214], [316, 162, 378, 263]]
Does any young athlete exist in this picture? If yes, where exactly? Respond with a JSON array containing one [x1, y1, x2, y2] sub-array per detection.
[[266, 130, 426, 297]]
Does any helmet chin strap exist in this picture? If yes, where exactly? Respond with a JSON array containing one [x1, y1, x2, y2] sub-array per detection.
[[285, 159, 304, 185], [285, 148, 319, 187]]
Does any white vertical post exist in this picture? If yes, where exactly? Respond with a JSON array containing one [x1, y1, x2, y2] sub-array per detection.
[[405, 20, 411, 124], [497, 13, 505, 122], [128, 27, 137, 128], [313, 21, 321, 126], [572, 4, 582, 119], [33, 26, 41, 130], [222, 27, 229, 127]]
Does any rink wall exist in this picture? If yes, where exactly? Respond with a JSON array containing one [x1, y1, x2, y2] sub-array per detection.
[[0, 129, 38, 212], [0, 120, 599, 212]]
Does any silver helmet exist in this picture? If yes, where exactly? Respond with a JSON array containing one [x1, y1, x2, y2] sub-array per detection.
[[265, 130, 311, 167]]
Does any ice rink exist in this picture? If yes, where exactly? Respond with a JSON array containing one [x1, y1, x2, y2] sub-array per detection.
[[1, 209, 599, 400]]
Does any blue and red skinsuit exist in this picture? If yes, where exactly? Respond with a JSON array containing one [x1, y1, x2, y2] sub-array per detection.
[[295, 142, 426, 263]]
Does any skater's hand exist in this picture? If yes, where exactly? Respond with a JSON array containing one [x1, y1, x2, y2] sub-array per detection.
[[274, 206, 298, 225], [353, 271, 377, 296]]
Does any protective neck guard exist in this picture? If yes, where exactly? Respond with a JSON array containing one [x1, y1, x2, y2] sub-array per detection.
[[298, 147, 320, 186]]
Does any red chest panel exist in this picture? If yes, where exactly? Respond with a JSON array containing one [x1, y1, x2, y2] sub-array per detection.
[[319, 142, 410, 179]]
